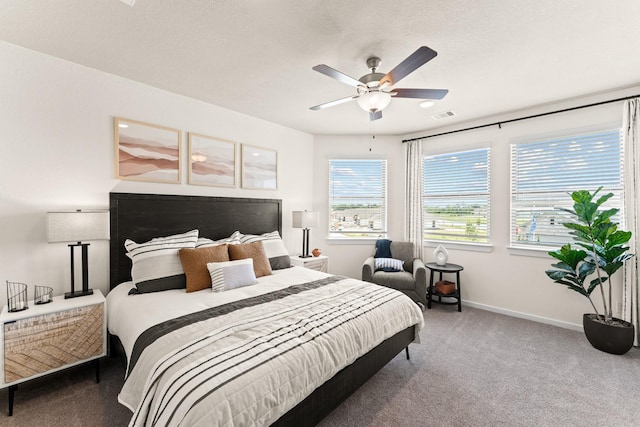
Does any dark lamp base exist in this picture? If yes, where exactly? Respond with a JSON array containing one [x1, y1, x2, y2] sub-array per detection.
[[64, 289, 94, 299], [299, 254, 312, 258]]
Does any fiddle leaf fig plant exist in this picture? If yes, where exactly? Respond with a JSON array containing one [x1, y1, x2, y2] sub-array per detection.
[[545, 187, 634, 323]]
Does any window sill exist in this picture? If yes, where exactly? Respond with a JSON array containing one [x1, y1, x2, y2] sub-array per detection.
[[423, 241, 493, 253], [325, 237, 381, 245], [507, 245, 556, 258]]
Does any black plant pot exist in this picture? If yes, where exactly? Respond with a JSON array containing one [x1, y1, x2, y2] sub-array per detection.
[[583, 313, 635, 355]]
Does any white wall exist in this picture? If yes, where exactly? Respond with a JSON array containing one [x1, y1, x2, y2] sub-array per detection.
[[312, 134, 406, 279], [0, 41, 314, 306]]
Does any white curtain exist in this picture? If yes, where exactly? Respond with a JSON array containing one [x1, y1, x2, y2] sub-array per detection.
[[405, 139, 424, 259], [623, 98, 640, 346]]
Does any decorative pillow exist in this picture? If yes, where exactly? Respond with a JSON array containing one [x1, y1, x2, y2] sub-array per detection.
[[179, 244, 230, 292], [374, 257, 404, 272], [374, 239, 393, 258], [125, 229, 199, 294], [207, 258, 257, 292], [196, 235, 240, 248], [232, 231, 290, 270], [228, 241, 273, 278]]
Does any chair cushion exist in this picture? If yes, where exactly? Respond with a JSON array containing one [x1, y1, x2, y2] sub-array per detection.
[[372, 270, 416, 291]]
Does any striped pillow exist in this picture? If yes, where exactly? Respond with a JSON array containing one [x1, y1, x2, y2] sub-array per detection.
[[125, 229, 199, 294], [232, 230, 290, 270], [196, 235, 240, 248], [207, 258, 257, 292], [374, 257, 404, 272]]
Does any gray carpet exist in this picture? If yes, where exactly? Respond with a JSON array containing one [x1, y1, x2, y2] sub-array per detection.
[[1, 305, 638, 426]]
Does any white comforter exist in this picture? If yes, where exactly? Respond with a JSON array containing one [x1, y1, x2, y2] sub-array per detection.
[[107, 267, 423, 427]]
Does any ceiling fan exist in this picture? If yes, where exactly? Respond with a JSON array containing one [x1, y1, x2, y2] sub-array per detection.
[[310, 46, 448, 121]]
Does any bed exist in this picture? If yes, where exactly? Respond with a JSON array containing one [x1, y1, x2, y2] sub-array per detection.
[[107, 192, 424, 426]]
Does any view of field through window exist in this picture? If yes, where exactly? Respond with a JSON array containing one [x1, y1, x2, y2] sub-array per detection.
[[423, 148, 490, 243], [328, 159, 387, 238]]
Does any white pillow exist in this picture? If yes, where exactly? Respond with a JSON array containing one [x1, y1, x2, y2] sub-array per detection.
[[231, 230, 290, 270], [196, 235, 240, 248], [125, 229, 199, 294], [374, 257, 404, 272], [207, 258, 257, 292]]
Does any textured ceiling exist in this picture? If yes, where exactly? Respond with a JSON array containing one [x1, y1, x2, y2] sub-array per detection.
[[1, 0, 639, 135]]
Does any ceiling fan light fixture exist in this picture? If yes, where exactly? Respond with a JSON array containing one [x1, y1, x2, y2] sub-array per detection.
[[357, 91, 391, 113], [420, 100, 435, 109]]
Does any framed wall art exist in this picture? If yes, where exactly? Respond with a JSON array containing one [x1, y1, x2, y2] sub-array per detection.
[[241, 144, 278, 190], [188, 133, 236, 187], [114, 117, 181, 183]]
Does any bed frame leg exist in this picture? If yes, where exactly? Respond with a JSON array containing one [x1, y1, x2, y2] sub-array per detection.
[[405, 346, 410, 360]]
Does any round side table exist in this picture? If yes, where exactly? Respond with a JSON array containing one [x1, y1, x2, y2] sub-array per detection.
[[426, 262, 463, 312]]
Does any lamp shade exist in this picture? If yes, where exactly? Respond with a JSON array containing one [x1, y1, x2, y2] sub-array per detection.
[[292, 211, 318, 229], [357, 91, 391, 113], [47, 210, 110, 243]]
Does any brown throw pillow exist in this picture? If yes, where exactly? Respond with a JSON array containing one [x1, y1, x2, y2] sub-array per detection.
[[179, 245, 230, 292], [228, 241, 273, 278]]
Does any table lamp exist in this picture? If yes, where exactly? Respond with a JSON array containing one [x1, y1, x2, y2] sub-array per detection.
[[47, 210, 110, 298]]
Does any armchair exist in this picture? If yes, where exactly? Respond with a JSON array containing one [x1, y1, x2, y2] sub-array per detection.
[[362, 241, 427, 307]]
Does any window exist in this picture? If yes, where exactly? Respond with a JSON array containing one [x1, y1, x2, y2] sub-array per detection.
[[510, 129, 623, 247], [423, 148, 490, 243], [328, 159, 387, 238]]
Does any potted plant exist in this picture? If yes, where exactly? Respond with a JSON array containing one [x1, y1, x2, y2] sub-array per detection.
[[545, 187, 635, 355]]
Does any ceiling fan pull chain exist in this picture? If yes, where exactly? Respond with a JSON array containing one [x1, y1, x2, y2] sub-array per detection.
[[369, 122, 376, 152]]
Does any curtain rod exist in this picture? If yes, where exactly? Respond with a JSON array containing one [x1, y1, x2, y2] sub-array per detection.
[[402, 93, 640, 143]]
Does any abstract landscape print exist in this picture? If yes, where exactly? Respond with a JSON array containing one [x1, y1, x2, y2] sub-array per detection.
[[241, 144, 277, 190], [188, 133, 236, 187], [114, 118, 181, 183]]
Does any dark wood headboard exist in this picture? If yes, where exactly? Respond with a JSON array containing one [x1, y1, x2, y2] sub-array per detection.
[[109, 192, 282, 289]]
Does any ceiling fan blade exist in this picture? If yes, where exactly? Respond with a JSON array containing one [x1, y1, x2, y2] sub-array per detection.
[[312, 64, 363, 88], [392, 88, 448, 100], [380, 46, 438, 86], [369, 110, 383, 121], [310, 95, 359, 111]]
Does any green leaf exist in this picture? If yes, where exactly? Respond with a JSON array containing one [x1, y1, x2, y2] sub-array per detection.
[[607, 230, 632, 247], [577, 262, 596, 279], [594, 191, 613, 207]]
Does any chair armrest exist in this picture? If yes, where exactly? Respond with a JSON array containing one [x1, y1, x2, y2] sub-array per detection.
[[413, 258, 427, 296], [362, 256, 375, 282]]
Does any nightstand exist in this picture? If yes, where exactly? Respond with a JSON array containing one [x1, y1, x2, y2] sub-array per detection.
[[290, 255, 329, 272], [0, 290, 107, 416]]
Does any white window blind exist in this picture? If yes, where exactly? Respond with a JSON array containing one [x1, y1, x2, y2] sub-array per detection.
[[328, 159, 387, 238], [423, 148, 490, 243], [510, 129, 623, 247]]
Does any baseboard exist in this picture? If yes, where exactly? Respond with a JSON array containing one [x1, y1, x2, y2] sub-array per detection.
[[462, 300, 584, 332]]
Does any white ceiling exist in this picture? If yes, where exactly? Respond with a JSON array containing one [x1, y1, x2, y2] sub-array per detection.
[[1, 0, 639, 136]]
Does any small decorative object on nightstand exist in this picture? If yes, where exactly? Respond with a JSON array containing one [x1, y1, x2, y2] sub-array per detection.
[[34, 285, 53, 305], [0, 290, 107, 416], [312, 248, 322, 257], [290, 254, 328, 273], [5, 281, 28, 313]]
